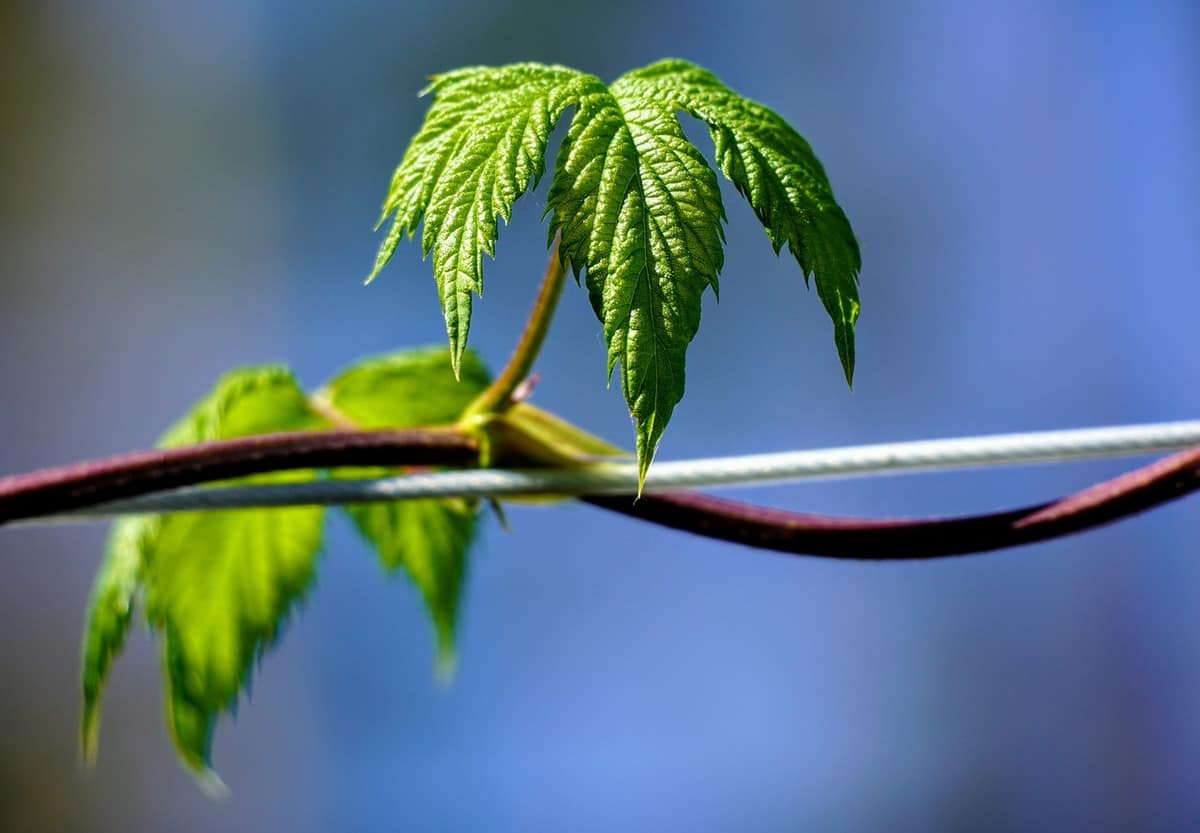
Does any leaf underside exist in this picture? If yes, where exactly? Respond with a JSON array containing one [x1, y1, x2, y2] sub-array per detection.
[[372, 59, 861, 483]]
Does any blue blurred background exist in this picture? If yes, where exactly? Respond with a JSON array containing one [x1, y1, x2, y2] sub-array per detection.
[[2, 0, 1198, 830]]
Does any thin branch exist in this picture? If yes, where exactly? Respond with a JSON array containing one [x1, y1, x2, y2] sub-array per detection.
[[587, 442, 1200, 558], [27, 420, 1200, 512], [1, 425, 1198, 561], [461, 237, 567, 420], [0, 428, 478, 524]]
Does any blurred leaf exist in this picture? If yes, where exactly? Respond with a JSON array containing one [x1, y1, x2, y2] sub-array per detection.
[[344, 478, 479, 675], [82, 366, 328, 781], [80, 515, 147, 763], [147, 482, 324, 782], [325, 347, 489, 669], [323, 346, 489, 428]]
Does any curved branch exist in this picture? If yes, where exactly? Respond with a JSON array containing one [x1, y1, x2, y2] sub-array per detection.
[[587, 444, 1200, 558], [1, 428, 1197, 562], [0, 429, 478, 524]]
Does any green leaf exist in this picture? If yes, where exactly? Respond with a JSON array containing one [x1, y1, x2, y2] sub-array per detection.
[[374, 59, 861, 482], [617, 60, 862, 384], [547, 78, 726, 487], [80, 515, 147, 764], [148, 486, 324, 782], [323, 346, 489, 428], [324, 347, 489, 669], [344, 481, 478, 675], [370, 65, 607, 374], [135, 367, 326, 779]]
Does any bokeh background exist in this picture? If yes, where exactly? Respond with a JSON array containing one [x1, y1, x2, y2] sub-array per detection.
[[2, 0, 1198, 830]]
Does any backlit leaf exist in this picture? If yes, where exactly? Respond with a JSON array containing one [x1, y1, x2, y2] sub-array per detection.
[[80, 515, 147, 763], [324, 347, 489, 668], [122, 367, 325, 780], [547, 77, 726, 487]]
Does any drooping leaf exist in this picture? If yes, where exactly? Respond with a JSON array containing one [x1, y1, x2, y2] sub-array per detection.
[[342, 475, 478, 674], [546, 78, 726, 487], [148, 483, 324, 781], [80, 515, 148, 763], [370, 65, 607, 374], [373, 61, 859, 483], [618, 60, 862, 383], [323, 347, 489, 669], [138, 367, 327, 779]]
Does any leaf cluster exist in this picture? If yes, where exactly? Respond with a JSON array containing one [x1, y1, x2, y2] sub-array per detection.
[[371, 59, 860, 483], [77, 58, 862, 786], [81, 349, 489, 784]]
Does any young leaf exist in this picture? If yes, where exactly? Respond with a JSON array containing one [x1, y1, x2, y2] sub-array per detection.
[[132, 367, 327, 779], [80, 515, 147, 763], [617, 60, 862, 383], [342, 476, 478, 674], [323, 346, 490, 428], [372, 59, 861, 484], [546, 79, 726, 486], [148, 485, 324, 781], [324, 347, 489, 668], [370, 65, 607, 374]]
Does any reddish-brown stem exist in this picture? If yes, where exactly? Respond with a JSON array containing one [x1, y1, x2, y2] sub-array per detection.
[[586, 442, 1200, 558], [0, 429, 478, 524], [1, 429, 1197, 560]]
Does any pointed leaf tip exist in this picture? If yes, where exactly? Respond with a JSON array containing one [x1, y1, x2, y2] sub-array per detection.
[[79, 515, 144, 768], [835, 322, 856, 389], [549, 74, 723, 483], [636, 457, 650, 499], [434, 642, 458, 686], [165, 692, 228, 794], [832, 294, 859, 390], [196, 768, 230, 800], [80, 710, 100, 767], [633, 414, 661, 500]]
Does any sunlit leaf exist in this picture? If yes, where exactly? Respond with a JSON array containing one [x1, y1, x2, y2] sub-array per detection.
[[370, 65, 607, 374], [621, 60, 861, 382], [547, 76, 725, 488], [82, 366, 328, 781], [375, 60, 860, 482]]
